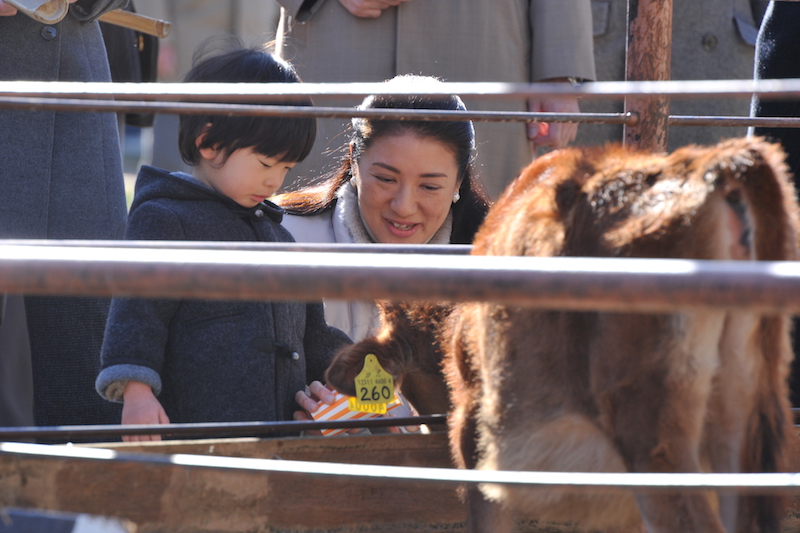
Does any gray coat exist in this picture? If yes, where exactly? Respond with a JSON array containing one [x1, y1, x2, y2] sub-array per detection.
[[576, 0, 759, 150], [0, 1, 129, 428], [98, 167, 351, 424]]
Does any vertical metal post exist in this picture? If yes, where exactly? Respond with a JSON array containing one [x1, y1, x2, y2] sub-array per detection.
[[623, 0, 673, 151]]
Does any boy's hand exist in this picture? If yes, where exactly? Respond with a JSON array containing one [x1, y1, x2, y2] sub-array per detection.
[[121, 381, 170, 442]]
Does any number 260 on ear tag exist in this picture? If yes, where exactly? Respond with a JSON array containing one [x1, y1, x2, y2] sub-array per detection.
[[348, 354, 394, 414]]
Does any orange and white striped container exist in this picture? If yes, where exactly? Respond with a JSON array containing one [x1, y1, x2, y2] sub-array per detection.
[[310, 392, 402, 437]]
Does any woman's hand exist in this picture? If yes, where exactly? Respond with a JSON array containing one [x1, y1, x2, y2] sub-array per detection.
[[337, 0, 410, 19], [294, 380, 336, 420], [121, 381, 170, 442], [293, 381, 337, 435], [0, 0, 78, 17]]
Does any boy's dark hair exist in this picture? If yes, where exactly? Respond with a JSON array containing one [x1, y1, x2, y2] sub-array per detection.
[[178, 43, 316, 166]]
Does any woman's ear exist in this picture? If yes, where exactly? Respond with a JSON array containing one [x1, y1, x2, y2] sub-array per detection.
[[196, 123, 218, 161]]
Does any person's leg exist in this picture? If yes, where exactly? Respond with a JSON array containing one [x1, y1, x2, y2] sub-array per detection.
[[0, 294, 34, 426], [751, 1, 800, 405]]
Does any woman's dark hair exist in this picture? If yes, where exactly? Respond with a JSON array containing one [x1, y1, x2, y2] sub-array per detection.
[[178, 41, 316, 166], [276, 75, 490, 244]]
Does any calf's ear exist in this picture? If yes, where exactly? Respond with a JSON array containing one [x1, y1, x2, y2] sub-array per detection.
[[703, 138, 798, 261], [325, 340, 384, 396]]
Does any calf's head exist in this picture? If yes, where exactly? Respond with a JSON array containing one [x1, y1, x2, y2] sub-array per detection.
[[325, 301, 452, 415]]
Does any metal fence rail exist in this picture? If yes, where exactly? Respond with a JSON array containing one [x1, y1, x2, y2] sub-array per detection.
[[2, 79, 800, 101], [1, 242, 800, 314]]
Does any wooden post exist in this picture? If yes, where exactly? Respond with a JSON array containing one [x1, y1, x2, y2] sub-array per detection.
[[623, 0, 673, 151]]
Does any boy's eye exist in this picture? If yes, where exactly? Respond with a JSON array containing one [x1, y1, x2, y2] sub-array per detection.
[[261, 161, 272, 168]]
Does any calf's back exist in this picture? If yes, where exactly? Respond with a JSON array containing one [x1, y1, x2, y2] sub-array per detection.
[[447, 138, 799, 533]]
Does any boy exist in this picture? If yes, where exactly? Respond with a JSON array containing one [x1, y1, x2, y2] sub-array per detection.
[[96, 45, 350, 440]]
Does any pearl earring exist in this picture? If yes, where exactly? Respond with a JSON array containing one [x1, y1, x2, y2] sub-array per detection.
[[453, 191, 461, 204]]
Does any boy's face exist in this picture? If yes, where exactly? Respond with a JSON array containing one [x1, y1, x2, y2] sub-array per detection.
[[194, 146, 295, 208]]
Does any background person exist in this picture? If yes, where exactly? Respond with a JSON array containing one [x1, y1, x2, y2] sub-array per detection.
[[576, 0, 763, 149], [0, 0, 129, 430], [273, 0, 596, 200], [749, 0, 800, 406]]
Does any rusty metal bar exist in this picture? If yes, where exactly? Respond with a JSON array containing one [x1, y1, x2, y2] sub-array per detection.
[[624, 0, 673, 151], [7, 239, 472, 255], [0, 415, 445, 441], [2, 79, 800, 101], [2, 94, 799, 129], [669, 115, 800, 128], [0, 96, 633, 124], [1, 244, 800, 313], [2, 411, 795, 442]]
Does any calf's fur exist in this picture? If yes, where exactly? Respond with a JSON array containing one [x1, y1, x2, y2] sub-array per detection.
[[325, 301, 452, 416], [328, 138, 800, 533]]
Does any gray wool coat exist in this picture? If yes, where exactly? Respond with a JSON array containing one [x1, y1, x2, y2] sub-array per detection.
[[97, 167, 351, 424], [576, 0, 759, 150], [0, 1, 129, 428]]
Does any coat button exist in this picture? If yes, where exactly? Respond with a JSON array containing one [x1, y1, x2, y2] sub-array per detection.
[[702, 33, 718, 52], [254, 209, 264, 218], [41, 26, 57, 40]]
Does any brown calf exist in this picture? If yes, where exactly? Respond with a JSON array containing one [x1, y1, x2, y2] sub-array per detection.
[[448, 138, 799, 533], [326, 138, 799, 533], [325, 301, 452, 416]]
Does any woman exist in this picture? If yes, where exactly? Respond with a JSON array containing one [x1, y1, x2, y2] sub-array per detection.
[[276, 76, 491, 343], [277, 76, 490, 422]]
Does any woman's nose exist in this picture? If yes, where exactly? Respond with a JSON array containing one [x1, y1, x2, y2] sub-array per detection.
[[390, 186, 417, 216]]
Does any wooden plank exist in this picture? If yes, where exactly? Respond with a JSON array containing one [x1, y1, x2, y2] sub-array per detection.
[[4, 431, 799, 532], [1, 433, 472, 533]]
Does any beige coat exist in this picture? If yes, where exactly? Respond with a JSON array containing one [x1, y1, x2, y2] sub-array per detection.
[[275, 0, 596, 199]]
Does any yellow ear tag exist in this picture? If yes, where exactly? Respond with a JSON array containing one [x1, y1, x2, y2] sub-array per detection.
[[348, 353, 395, 414]]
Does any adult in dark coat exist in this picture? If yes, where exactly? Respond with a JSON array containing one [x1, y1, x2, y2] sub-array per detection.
[[750, 1, 800, 177], [749, 0, 800, 405], [0, 0, 129, 428]]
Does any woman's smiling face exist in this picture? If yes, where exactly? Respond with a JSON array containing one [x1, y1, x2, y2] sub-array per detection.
[[352, 132, 461, 244]]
